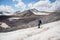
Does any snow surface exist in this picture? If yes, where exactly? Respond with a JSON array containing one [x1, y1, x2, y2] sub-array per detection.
[[33, 11, 50, 15], [0, 22, 10, 29], [9, 17, 20, 21], [0, 20, 60, 40]]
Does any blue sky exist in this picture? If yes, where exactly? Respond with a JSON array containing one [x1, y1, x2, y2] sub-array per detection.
[[0, 0, 40, 11], [0, 0, 58, 12], [0, 0, 56, 5], [0, 0, 40, 5]]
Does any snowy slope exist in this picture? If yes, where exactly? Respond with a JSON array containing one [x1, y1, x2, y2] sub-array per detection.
[[24, 23, 60, 40], [33, 11, 50, 15], [0, 20, 60, 40]]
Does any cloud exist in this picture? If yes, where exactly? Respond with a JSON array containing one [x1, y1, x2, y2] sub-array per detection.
[[0, 5, 15, 12], [15, 2, 26, 9], [33, 1, 51, 8], [51, 0, 60, 11], [28, 0, 51, 11], [13, 0, 26, 11], [28, 0, 60, 12], [13, 0, 60, 12], [28, 3, 34, 9]]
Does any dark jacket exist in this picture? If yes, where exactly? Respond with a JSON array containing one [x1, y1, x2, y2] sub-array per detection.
[[38, 20, 42, 24]]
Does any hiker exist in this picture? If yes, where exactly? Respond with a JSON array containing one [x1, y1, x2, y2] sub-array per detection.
[[38, 19, 42, 28]]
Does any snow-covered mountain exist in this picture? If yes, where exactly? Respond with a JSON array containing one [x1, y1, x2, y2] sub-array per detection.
[[0, 9, 60, 32], [0, 20, 60, 40], [0, 12, 14, 16], [14, 9, 51, 17]]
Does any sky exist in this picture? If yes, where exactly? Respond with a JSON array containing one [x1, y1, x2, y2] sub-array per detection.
[[0, 0, 60, 12]]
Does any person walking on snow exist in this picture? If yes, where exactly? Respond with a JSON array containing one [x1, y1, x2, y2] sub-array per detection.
[[38, 19, 42, 28]]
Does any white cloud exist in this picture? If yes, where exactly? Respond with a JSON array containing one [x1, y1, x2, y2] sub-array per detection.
[[28, 0, 60, 12], [51, 0, 60, 11], [47, 0, 60, 12], [0, 5, 15, 12], [33, 1, 51, 9], [28, 3, 34, 9], [13, 0, 60, 12], [28, 0, 51, 12], [13, 0, 26, 11], [15, 2, 26, 9]]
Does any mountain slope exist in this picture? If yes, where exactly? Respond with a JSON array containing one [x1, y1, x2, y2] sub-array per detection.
[[0, 9, 60, 32], [0, 20, 60, 40]]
